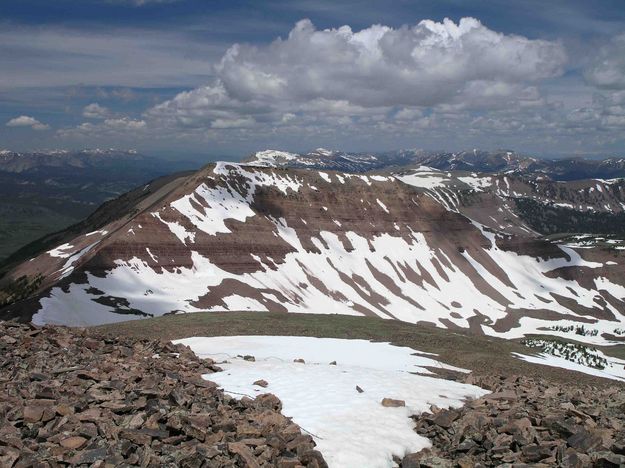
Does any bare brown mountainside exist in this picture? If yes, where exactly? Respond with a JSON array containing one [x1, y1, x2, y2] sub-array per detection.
[[1, 162, 624, 347]]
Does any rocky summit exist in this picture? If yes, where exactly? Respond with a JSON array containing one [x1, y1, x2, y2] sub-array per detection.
[[0, 322, 326, 467], [2, 321, 625, 467]]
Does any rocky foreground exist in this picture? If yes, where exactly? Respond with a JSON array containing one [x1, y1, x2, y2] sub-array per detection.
[[0, 323, 326, 467], [406, 374, 625, 467], [1, 322, 625, 467]]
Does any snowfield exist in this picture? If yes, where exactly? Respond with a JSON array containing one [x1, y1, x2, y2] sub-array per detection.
[[175, 336, 488, 468]]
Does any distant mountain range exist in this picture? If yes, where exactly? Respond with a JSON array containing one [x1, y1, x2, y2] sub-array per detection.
[[245, 148, 625, 181], [0, 149, 197, 262], [0, 148, 144, 172], [244, 148, 625, 239]]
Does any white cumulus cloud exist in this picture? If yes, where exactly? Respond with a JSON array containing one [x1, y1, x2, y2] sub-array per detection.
[[83, 103, 111, 119], [5, 115, 50, 130], [147, 17, 567, 132], [104, 117, 147, 130], [573, 34, 625, 137], [57, 116, 147, 141], [584, 34, 625, 90], [222, 18, 565, 106]]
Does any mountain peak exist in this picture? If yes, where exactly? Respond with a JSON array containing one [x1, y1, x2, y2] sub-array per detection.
[[311, 147, 334, 156]]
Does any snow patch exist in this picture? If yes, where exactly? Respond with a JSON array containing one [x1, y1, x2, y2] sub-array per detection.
[[513, 352, 625, 382], [57, 242, 100, 279], [318, 172, 331, 183], [47, 243, 75, 259], [395, 172, 449, 190], [456, 175, 492, 191], [176, 336, 487, 468], [249, 150, 299, 167], [170, 184, 255, 237], [376, 199, 389, 213]]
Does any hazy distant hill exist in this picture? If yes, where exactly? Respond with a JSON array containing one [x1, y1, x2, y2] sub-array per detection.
[[0, 149, 196, 262]]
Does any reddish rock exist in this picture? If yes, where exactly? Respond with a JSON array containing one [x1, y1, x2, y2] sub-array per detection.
[[23, 406, 44, 423], [228, 441, 261, 468], [255, 393, 283, 411], [431, 409, 460, 429], [381, 398, 406, 407], [413, 373, 625, 467], [60, 436, 87, 450]]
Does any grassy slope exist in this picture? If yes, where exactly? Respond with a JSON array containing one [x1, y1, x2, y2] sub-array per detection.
[[96, 311, 624, 388], [0, 201, 84, 261]]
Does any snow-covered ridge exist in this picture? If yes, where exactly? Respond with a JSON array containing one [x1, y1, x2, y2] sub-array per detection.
[[10, 162, 624, 345], [244, 148, 382, 171], [245, 148, 625, 184], [151, 163, 304, 244], [30, 164, 625, 345], [395, 168, 625, 236], [249, 150, 299, 167]]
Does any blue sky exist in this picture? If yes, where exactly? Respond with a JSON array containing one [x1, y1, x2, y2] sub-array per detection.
[[2, 0, 625, 160]]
